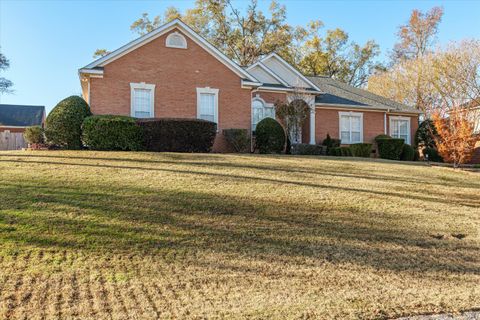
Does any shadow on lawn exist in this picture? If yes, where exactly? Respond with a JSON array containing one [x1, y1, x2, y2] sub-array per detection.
[[0, 179, 478, 276], [1, 157, 479, 208]]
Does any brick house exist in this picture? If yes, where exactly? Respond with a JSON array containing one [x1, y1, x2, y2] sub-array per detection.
[[79, 19, 421, 152]]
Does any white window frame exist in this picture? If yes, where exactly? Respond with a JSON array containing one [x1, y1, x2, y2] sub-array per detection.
[[251, 96, 275, 131], [130, 82, 155, 118], [165, 31, 188, 49], [196, 87, 219, 124], [338, 111, 364, 144], [389, 116, 411, 145]]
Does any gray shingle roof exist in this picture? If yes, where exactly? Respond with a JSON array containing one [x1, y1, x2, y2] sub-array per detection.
[[308, 76, 422, 113], [0, 104, 45, 127]]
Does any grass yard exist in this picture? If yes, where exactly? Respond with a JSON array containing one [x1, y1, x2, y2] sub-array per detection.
[[0, 151, 478, 319]]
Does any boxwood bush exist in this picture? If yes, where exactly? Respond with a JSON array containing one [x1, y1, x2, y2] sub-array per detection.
[[340, 146, 352, 156], [291, 143, 325, 155], [82, 115, 143, 151], [322, 134, 341, 154], [223, 128, 250, 153], [400, 144, 415, 161], [377, 138, 405, 160], [137, 118, 216, 152], [24, 126, 45, 145], [423, 147, 444, 162], [349, 143, 372, 158], [45, 96, 91, 149], [255, 118, 285, 154]]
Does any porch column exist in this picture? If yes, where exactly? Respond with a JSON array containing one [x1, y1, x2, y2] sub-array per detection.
[[309, 106, 316, 144]]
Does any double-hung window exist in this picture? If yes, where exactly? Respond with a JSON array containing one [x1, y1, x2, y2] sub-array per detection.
[[389, 116, 411, 144], [252, 97, 275, 131], [130, 83, 155, 118], [339, 112, 363, 144], [196, 87, 219, 124]]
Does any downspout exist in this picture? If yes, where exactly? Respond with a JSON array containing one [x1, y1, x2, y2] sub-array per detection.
[[250, 88, 259, 153], [384, 110, 389, 135]]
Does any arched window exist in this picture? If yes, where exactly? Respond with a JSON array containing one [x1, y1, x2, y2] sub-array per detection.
[[166, 32, 187, 49], [252, 97, 275, 131]]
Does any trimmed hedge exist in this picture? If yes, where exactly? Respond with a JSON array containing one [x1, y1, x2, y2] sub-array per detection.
[[82, 115, 143, 151], [400, 144, 415, 161], [137, 118, 216, 152], [340, 146, 352, 157], [350, 143, 372, 158], [322, 134, 341, 154], [255, 118, 285, 154], [24, 126, 45, 145], [377, 138, 405, 160], [223, 128, 250, 153], [374, 134, 392, 142], [291, 144, 325, 155], [45, 96, 91, 149], [423, 147, 444, 162]]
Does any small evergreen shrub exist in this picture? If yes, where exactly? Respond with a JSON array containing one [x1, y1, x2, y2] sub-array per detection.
[[291, 143, 325, 155], [45, 96, 91, 149], [24, 126, 45, 145], [138, 118, 216, 152], [340, 146, 352, 157], [223, 129, 250, 153], [423, 147, 444, 162], [400, 144, 415, 161], [82, 115, 143, 151], [322, 134, 341, 154], [255, 118, 285, 154], [415, 120, 437, 148], [349, 143, 372, 158], [377, 138, 405, 160], [374, 134, 392, 142]]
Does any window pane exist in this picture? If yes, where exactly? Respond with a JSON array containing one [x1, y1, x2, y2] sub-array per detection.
[[133, 88, 151, 118], [351, 116, 361, 131], [341, 131, 350, 142], [399, 120, 408, 135], [199, 93, 215, 122], [340, 116, 349, 131], [351, 132, 361, 143]]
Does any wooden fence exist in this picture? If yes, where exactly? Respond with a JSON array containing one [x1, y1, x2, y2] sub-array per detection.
[[0, 131, 26, 150]]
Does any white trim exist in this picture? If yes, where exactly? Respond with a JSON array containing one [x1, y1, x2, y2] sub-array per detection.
[[260, 53, 323, 92], [309, 107, 316, 144], [81, 19, 258, 83], [165, 31, 187, 49], [389, 115, 411, 145], [384, 112, 387, 135], [78, 68, 104, 75], [196, 87, 219, 124], [338, 111, 364, 144], [258, 86, 321, 94], [246, 62, 290, 87], [130, 82, 155, 118]]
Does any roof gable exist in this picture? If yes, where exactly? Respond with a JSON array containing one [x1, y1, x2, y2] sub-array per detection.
[[81, 19, 258, 83], [0, 105, 45, 127]]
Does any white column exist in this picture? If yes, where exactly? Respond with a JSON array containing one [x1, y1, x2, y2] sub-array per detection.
[[309, 106, 316, 144]]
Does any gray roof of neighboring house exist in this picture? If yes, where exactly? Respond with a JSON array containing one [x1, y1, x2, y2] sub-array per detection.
[[0, 104, 45, 127], [308, 76, 422, 113]]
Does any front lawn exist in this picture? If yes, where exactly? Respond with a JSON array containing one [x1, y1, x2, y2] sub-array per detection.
[[0, 151, 478, 319]]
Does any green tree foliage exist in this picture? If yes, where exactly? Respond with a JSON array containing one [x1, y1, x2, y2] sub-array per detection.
[[0, 49, 13, 94], [45, 96, 91, 149], [255, 118, 285, 154], [93, 49, 111, 59], [24, 126, 45, 145], [414, 119, 438, 148]]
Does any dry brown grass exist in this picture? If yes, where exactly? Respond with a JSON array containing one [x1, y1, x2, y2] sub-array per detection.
[[0, 151, 478, 319]]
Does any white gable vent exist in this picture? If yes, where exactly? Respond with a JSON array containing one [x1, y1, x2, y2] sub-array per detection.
[[166, 31, 187, 49]]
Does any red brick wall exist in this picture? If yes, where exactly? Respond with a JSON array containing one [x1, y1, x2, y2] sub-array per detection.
[[0, 127, 25, 133], [315, 108, 419, 145], [89, 28, 252, 152]]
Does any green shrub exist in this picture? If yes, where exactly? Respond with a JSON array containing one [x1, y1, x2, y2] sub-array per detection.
[[415, 120, 437, 148], [82, 115, 143, 151], [45, 96, 91, 149], [374, 134, 392, 142], [255, 118, 285, 154], [291, 143, 325, 155], [223, 129, 250, 153], [349, 143, 372, 157], [23, 126, 45, 145], [137, 118, 216, 152], [400, 144, 415, 161], [377, 138, 404, 160], [322, 133, 341, 154], [340, 146, 352, 157], [423, 147, 444, 162]]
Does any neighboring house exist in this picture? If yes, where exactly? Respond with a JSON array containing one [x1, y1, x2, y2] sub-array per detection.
[[79, 19, 421, 152], [0, 104, 46, 150]]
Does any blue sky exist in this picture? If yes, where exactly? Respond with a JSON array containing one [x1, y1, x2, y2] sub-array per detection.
[[1, 0, 479, 113]]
